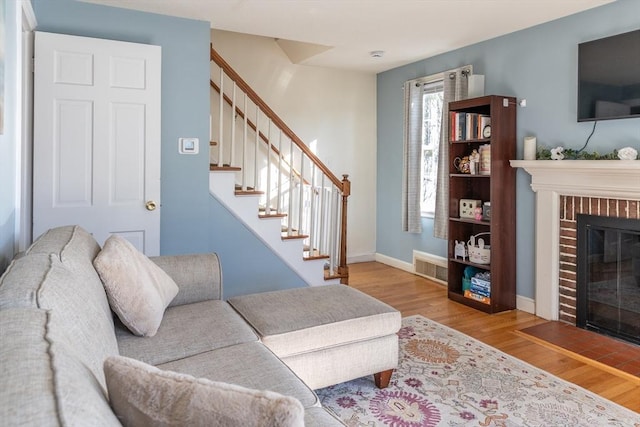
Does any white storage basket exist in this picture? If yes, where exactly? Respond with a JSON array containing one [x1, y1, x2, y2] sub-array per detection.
[[468, 232, 490, 264]]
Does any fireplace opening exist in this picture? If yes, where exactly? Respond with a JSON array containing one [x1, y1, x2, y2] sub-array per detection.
[[577, 214, 640, 345]]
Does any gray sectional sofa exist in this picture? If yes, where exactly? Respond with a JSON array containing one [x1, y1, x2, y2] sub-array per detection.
[[0, 225, 400, 426]]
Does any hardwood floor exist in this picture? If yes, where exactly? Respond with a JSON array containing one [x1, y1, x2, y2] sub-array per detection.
[[348, 262, 640, 413]]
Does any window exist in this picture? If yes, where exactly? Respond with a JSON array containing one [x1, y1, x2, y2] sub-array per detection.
[[420, 79, 444, 217], [404, 66, 471, 235]]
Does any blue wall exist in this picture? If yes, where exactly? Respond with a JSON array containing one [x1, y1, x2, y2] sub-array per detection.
[[208, 199, 305, 299], [32, 0, 304, 297], [377, 0, 640, 299]]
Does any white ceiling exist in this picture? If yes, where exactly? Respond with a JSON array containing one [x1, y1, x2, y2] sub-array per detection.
[[80, 0, 615, 73]]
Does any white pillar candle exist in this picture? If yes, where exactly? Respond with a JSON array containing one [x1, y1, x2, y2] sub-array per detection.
[[524, 136, 537, 160]]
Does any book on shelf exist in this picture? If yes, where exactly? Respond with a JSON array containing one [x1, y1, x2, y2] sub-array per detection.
[[470, 276, 491, 297], [469, 284, 490, 297], [449, 112, 490, 141], [471, 276, 490, 288], [464, 289, 491, 304]]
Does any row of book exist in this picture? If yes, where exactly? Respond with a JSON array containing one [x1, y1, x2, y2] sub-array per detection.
[[450, 112, 490, 141], [464, 276, 491, 305]]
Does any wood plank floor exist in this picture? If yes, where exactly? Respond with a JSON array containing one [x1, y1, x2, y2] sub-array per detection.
[[348, 262, 640, 413]]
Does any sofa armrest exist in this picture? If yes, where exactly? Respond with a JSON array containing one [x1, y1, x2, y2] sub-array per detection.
[[150, 253, 222, 306]]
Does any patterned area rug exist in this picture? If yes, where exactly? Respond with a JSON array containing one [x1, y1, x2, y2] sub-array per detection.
[[316, 315, 640, 426]]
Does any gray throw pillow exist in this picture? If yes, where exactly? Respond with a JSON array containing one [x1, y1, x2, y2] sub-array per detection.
[[104, 356, 305, 427], [94, 235, 178, 337]]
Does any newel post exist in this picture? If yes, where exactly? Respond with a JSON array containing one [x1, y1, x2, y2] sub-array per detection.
[[339, 174, 351, 284]]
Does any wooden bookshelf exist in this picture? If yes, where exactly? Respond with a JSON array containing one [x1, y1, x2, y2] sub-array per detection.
[[447, 95, 516, 313]]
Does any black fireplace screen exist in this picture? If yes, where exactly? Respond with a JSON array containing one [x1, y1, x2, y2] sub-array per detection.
[[577, 214, 640, 345]]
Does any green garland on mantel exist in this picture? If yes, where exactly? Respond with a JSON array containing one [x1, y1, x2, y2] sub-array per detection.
[[536, 146, 637, 160]]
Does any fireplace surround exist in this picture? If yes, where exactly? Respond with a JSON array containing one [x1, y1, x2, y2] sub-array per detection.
[[510, 160, 640, 324]]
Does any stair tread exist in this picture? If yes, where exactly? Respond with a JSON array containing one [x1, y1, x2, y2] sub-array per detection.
[[210, 165, 241, 171], [235, 190, 264, 196], [304, 254, 330, 260], [303, 246, 330, 259], [259, 213, 287, 218], [282, 233, 308, 240]]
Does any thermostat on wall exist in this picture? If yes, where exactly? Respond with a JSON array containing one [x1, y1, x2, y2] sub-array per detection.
[[179, 137, 199, 154]]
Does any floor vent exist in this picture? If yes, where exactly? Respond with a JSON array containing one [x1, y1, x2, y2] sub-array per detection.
[[413, 251, 447, 285]]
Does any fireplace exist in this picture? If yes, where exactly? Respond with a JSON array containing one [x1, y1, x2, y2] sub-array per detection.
[[510, 160, 640, 323], [576, 214, 640, 345]]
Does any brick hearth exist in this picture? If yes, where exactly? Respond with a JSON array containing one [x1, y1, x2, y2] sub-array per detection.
[[558, 196, 640, 324]]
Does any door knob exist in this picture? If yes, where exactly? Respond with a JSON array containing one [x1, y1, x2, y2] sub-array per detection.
[[145, 201, 157, 211]]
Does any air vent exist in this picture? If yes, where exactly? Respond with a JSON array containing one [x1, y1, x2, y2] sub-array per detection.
[[413, 251, 447, 285]]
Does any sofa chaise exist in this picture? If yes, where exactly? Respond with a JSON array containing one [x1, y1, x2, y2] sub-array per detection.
[[0, 225, 401, 426]]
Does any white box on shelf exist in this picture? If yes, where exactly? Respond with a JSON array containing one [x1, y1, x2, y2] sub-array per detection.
[[460, 199, 482, 218]]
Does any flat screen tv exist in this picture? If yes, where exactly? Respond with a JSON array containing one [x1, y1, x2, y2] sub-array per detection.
[[577, 29, 640, 122]]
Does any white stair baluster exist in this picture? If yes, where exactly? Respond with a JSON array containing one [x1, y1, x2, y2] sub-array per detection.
[[319, 176, 326, 256], [308, 164, 316, 258], [266, 120, 272, 215], [298, 156, 304, 238], [218, 68, 224, 166], [230, 82, 236, 167], [254, 106, 259, 191], [287, 142, 294, 236], [242, 93, 247, 190], [277, 130, 282, 214]]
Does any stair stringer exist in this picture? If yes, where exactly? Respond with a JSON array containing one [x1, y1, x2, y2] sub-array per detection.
[[209, 170, 340, 286]]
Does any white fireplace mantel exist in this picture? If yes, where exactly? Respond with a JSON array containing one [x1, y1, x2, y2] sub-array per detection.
[[510, 160, 640, 320]]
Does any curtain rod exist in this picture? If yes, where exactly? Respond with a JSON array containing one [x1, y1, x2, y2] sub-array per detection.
[[404, 65, 472, 88]]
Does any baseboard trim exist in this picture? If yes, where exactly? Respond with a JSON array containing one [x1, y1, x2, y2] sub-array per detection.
[[516, 295, 535, 314], [374, 253, 413, 273], [347, 253, 376, 264]]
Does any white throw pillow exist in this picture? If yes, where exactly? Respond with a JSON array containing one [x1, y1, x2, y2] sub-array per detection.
[[94, 235, 178, 337], [104, 356, 305, 427]]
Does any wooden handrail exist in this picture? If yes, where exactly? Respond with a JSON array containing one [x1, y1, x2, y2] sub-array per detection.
[[210, 46, 345, 191]]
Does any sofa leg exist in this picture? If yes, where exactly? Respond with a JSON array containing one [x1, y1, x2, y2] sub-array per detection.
[[374, 369, 393, 388]]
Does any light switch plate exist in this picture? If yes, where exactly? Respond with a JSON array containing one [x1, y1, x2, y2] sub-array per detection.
[[179, 137, 199, 154]]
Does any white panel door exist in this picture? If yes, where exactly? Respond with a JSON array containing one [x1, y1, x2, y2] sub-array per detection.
[[33, 32, 161, 255]]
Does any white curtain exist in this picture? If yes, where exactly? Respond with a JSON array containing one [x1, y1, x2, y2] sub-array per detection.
[[401, 81, 423, 233], [433, 67, 470, 239]]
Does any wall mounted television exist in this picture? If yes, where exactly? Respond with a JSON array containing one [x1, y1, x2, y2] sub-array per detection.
[[577, 29, 640, 122]]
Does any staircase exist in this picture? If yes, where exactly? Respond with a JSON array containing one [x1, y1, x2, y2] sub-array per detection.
[[209, 45, 350, 285]]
